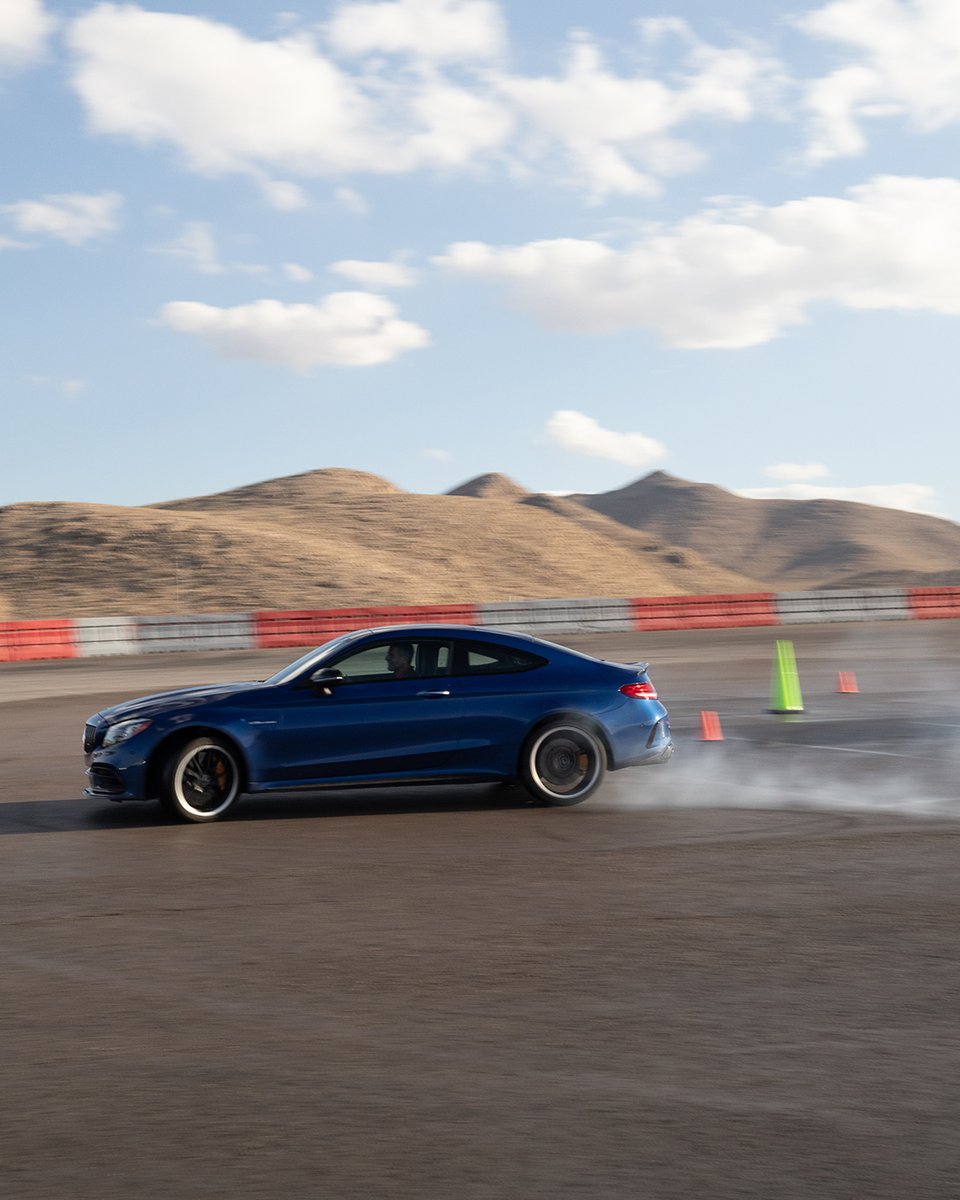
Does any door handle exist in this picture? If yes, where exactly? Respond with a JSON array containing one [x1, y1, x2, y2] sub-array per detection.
[[417, 690, 452, 698]]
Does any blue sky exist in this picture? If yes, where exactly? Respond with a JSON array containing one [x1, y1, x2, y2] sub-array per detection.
[[2, 0, 959, 517]]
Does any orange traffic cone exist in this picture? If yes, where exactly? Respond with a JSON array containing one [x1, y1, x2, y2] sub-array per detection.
[[836, 671, 859, 694], [699, 710, 724, 741]]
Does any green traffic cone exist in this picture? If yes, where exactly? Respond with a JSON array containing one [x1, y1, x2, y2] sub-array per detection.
[[769, 639, 804, 713]]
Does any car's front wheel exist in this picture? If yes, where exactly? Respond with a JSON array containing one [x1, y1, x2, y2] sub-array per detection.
[[160, 737, 241, 822], [521, 722, 606, 806]]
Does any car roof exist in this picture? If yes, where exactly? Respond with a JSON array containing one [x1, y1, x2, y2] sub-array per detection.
[[356, 624, 545, 643]]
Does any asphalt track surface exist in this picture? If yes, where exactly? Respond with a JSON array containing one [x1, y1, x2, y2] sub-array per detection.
[[3, 622, 960, 1199]]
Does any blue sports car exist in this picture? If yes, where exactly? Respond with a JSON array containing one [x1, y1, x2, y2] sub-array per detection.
[[82, 625, 673, 822]]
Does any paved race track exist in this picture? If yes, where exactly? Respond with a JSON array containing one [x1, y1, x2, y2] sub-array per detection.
[[2, 623, 960, 1199]]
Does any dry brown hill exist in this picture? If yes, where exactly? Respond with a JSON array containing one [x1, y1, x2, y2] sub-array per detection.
[[446, 473, 527, 500], [0, 469, 761, 618], [4, 467, 957, 620], [577, 471, 960, 591]]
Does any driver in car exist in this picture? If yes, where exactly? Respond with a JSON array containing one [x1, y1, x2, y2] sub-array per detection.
[[385, 643, 416, 679]]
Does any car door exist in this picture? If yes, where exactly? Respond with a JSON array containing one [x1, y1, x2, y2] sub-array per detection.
[[447, 639, 552, 775], [264, 638, 462, 785]]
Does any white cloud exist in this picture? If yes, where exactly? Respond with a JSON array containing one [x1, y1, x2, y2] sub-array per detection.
[[796, 0, 960, 163], [1, 190, 122, 244], [436, 176, 960, 348], [330, 258, 418, 288], [327, 0, 506, 62], [737, 482, 940, 515], [259, 178, 309, 211], [545, 410, 667, 469], [66, 5, 511, 181], [63, 5, 782, 204], [158, 292, 430, 370], [68, 8, 373, 176], [498, 28, 783, 201], [282, 262, 314, 283], [424, 447, 451, 461], [152, 222, 223, 274], [764, 462, 830, 482], [0, 0, 55, 69]]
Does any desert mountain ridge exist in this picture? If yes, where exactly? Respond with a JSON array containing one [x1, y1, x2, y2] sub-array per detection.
[[574, 471, 960, 591], [0, 467, 957, 619]]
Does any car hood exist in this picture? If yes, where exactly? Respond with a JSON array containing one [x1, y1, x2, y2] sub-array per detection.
[[93, 681, 264, 724]]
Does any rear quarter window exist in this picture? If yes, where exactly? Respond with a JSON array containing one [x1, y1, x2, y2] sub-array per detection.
[[458, 642, 547, 676]]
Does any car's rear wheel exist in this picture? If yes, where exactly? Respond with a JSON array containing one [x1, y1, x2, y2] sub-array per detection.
[[160, 737, 241, 822], [521, 722, 606, 806]]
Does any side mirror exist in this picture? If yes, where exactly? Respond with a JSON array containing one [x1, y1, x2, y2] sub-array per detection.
[[309, 667, 345, 693]]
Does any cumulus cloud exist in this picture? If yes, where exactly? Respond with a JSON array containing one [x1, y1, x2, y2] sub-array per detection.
[[68, 7, 374, 175], [63, 5, 784, 203], [330, 258, 418, 288], [66, 5, 511, 181], [1, 190, 123, 244], [498, 28, 782, 201], [764, 462, 830, 482], [327, 0, 506, 62], [545, 410, 667, 469], [0, 0, 55, 69], [737, 481, 940, 515], [158, 292, 430, 370], [436, 176, 960, 348], [796, 0, 960, 163]]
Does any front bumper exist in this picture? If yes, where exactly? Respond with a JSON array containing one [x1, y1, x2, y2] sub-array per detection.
[[83, 753, 150, 801]]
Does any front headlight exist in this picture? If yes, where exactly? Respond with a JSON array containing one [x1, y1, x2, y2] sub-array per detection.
[[102, 718, 153, 748]]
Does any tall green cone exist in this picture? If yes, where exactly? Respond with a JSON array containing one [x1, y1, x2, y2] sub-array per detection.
[[770, 639, 804, 713]]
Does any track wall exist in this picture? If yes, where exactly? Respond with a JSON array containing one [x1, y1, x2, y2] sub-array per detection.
[[4, 586, 959, 661]]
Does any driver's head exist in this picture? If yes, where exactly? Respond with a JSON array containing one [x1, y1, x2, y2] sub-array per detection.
[[386, 643, 414, 674]]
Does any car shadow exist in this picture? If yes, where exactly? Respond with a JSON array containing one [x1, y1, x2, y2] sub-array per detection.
[[0, 784, 540, 834]]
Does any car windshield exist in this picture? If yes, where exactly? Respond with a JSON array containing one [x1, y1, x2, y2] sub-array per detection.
[[265, 631, 367, 685]]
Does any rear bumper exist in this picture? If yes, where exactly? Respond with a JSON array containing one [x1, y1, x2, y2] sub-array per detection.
[[607, 706, 673, 769], [615, 739, 674, 769]]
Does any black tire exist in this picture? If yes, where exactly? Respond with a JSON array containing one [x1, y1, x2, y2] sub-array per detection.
[[520, 722, 606, 806], [159, 737, 241, 823]]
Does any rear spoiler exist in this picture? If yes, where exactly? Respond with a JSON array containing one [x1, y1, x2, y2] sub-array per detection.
[[626, 661, 650, 673]]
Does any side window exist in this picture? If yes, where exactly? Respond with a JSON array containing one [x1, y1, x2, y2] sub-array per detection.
[[330, 640, 452, 683], [332, 643, 395, 681], [456, 641, 547, 676]]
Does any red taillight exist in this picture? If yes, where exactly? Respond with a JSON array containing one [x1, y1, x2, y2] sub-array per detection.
[[620, 681, 658, 700]]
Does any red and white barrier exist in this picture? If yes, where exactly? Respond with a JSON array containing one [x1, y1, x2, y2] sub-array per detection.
[[0, 620, 78, 662], [776, 588, 908, 623], [907, 587, 960, 620], [254, 604, 479, 650], [3, 588, 960, 663], [631, 593, 778, 631]]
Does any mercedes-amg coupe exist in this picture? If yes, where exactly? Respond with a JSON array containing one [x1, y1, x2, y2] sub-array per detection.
[[82, 625, 673, 822]]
